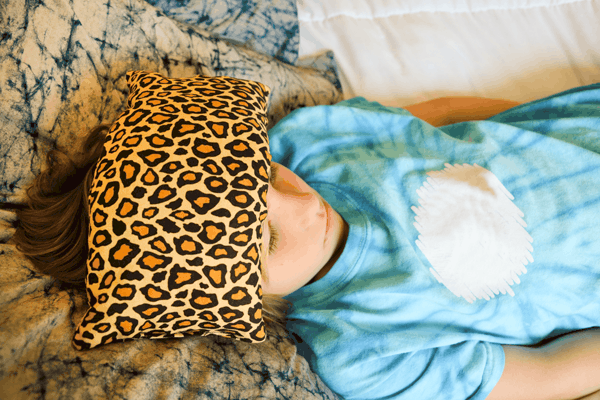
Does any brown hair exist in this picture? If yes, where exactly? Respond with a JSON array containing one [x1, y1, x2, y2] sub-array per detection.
[[13, 125, 290, 333]]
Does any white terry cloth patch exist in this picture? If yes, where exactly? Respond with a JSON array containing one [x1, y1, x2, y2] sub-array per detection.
[[412, 163, 534, 304]]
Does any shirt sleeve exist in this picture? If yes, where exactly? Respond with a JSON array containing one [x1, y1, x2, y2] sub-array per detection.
[[301, 334, 505, 400]]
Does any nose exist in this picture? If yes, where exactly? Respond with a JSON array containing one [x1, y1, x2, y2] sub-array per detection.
[[267, 183, 321, 212]]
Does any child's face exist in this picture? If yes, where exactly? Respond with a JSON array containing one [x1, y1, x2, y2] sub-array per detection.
[[261, 162, 348, 296]]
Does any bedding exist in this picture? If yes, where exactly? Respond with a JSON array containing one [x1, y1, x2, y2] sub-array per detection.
[[0, 0, 342, 398], [0, 0, 342, 204], [146, 0, 300, 64], [297, 0, 600, 107]]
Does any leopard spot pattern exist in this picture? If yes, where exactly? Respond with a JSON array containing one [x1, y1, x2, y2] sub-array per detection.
[[73, 71, 271, 350]]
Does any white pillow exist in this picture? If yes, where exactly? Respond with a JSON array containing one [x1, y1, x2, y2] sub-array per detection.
[[298, 0, 600, 107]]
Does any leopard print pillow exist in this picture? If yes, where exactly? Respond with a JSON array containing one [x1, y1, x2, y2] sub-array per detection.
[[73, 71, 272, 350]]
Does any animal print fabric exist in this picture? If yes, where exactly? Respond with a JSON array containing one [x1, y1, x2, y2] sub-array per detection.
[[73, 71, 272, 350]]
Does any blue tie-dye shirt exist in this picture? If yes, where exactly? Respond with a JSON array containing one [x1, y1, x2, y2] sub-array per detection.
[[268, 84, 600, 400]]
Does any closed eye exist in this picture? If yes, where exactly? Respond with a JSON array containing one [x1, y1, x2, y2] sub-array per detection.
[[269, 162, 278, 185], [267, 162, 279, 255], [268, 221, 279, 255]]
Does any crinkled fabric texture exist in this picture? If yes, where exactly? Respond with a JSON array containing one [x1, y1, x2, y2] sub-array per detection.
[[0, 233, 339, 399], [0, 0, 342, 397], [146, 0, 300, 64], [0, 0, 342, 204]]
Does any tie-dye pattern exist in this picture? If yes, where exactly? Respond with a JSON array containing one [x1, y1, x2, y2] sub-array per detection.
[[268, 84, 600, 400], [0, 0, 342, 204], [146, 0, 299, 64]]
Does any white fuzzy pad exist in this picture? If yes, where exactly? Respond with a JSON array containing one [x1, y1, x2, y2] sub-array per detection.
[[412, 163, 533, 303]]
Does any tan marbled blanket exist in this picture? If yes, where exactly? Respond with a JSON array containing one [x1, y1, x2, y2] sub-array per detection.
[[0, 0, 342, 398]]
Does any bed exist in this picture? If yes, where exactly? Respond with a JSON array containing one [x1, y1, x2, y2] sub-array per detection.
[[1, 0, 599, 398]]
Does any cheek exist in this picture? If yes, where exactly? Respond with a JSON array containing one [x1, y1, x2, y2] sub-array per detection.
[[273, 225, 320, 261]]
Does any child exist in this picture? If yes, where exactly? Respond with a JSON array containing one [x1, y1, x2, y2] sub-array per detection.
[[13, 83, 600, 400], [263, 85, 600, 400]]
